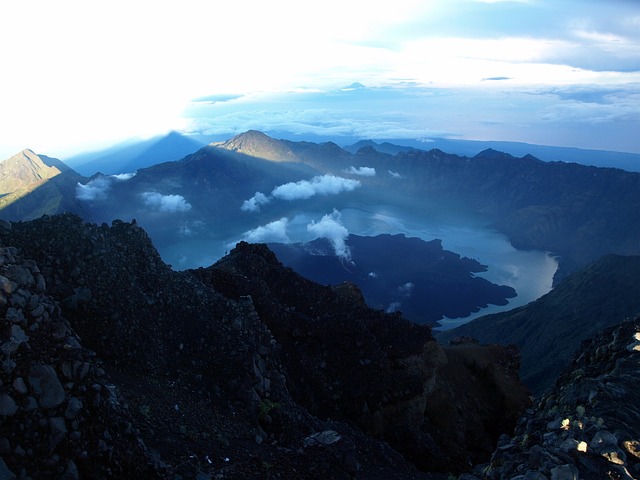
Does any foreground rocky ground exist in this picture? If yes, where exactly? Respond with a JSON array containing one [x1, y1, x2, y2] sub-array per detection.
[[0, 214, 528, 478], [0, 214, 638, 479], [464, 317, 640, 479]]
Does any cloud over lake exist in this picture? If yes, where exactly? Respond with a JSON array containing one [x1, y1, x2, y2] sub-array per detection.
[[241, 175, 361, 212], [141, 192, 192, 213]]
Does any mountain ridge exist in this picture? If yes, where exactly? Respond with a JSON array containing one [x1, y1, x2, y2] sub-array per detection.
[[437, 254, 640, 396]]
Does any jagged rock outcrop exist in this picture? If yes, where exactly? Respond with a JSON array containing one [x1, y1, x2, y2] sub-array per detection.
[[0, 215, 532, 476], [193, 241, 531, 473], [0, 214, 446, 478], [0, 243, 156, 478], [465, 317, 640, 480]]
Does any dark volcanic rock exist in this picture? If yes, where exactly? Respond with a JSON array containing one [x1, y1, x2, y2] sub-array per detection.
[[192, 241, 531, 473], [0, 214, 441, 478], [470, 317, 640, 480], [0, 243, 155, 479], [0, 214, 531, 477]]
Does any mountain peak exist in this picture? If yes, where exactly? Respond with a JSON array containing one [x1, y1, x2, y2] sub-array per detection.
[[214, 130, 295, 162], [342, 82, 366, 91], [1, 149, 63, 189]]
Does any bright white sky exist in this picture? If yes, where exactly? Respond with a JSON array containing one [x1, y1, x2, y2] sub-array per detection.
[[1, 0, 639, 158]]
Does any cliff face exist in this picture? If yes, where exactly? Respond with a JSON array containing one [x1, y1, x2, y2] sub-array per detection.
[[193, 241, 530, 472], [0, 214, 531, 477], [467, 317, 640, 480]]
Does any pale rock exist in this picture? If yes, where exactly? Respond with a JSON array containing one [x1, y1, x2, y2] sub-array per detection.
[[0, 393, 18, 416], [64, 397, 83, 419], [623, 439, 640, 459], [550, 464, 578, 480], [10, 325, 28, 344], [59, 460, 79, 480], [591, 430, 627, 465], [12, 377, 28, 395], [303, 430, 341, 447], [0, 457, 16, 480], [49, 417, 67, 453], [0, 275, 17, 294], [28, 365, 66, 408]]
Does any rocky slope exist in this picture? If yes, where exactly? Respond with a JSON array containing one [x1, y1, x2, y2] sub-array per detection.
[[192, 241, 530, 473], [437, 254, 640, 396], [0, 214, 531, 478], [465, 316, 640, 480], [0, 243, 155, 479]]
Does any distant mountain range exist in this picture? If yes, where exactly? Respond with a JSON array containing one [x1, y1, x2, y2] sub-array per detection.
[[2, 130, 640, 476], [344, 137, 640, 172], [3, 129, 640, 321]]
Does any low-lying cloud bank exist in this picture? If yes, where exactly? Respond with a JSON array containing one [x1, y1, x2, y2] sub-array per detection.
[[235, 217, 291, 245], [241, 174, 361, 212], [76, 173, 136, 201], [272, 175, 360, 200], [343, 166, 376, 177], [241, 192, 271, 212]]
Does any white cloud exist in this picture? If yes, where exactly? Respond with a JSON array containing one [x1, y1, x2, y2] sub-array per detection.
[[239, 218, 290, 244], [141, 192, 192, 212], [76, 176, 112, 201], [307, 210, 352, 262], [398, 282, 415, 296], [368, 272, 378, 278], [241, 191, 271, 212], [344, 166, 376, 176], [178, 225, 193, 236], [240, 175, 361, 212], [388, 170, 403, 178], [111, 172, 136, 181], [386, 301, 402, 313], [272, 175, 360, 200]]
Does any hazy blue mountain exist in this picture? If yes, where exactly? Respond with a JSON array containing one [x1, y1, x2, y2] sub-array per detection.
[[344, 140, 417, 156], [72, 142, 320, 267], [64, 131, 207, 175], [352, 137, 640, 172], [5, 130, 640, 291], [436, 254, 640, 396]]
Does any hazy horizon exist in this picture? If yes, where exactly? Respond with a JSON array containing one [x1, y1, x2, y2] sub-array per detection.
[[1, 0, 639, 159]]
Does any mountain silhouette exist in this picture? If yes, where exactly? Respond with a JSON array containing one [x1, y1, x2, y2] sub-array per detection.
[[64, 131, 206, 175]]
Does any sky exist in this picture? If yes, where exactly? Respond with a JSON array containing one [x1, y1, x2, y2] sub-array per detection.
[[1, 0, 639, 159]]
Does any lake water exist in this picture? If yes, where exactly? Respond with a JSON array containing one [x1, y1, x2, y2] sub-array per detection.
[[159, 203, 558, 330], [338, 204, 558, 330]]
